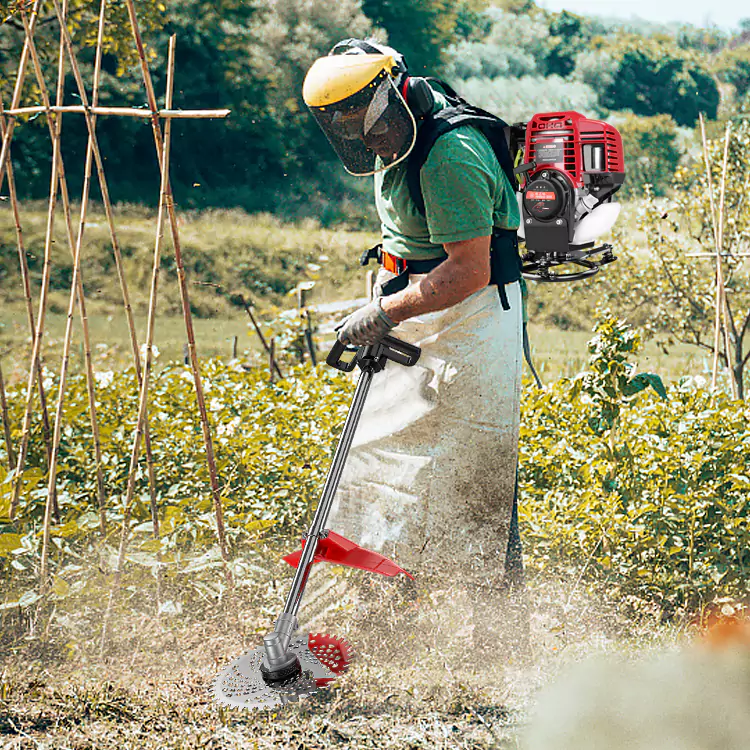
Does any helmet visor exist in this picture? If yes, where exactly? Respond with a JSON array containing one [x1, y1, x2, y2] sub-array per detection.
[[308, 73, 416, 176]]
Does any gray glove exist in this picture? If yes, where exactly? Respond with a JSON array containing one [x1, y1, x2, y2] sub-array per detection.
[[372, 267, 399, 299], [336, 297, 396, 347]]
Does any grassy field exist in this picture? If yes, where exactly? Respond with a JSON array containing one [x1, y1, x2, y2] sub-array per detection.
[[0, 305, 711, 390], [0, 200, 712, 387]]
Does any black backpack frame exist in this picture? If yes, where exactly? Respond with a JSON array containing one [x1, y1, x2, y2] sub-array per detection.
[[405, 78, 523, 215]]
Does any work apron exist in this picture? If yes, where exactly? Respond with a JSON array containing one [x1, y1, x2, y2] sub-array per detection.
[[328, 275, 523, 587]]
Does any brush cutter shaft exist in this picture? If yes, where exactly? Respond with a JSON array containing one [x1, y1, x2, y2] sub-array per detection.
[[282, 369, 375, 618]]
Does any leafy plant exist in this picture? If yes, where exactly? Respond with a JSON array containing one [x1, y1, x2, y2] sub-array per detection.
[[520, 315, 750, 619]]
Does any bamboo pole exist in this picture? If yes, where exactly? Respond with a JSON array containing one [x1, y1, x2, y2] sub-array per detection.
[[0, 358, 14, 471], [101, 36, 178, 655], [4, 105, 230, 119], [0, 105, 56, 506], [124, 3, 231, 578], [715, 123, 737, 399], [45, 0, 163, 555], [14, 9, 107, 548], [238, 295, 284, 379], [38, 0, 108, 588], [0, 0, 43, 194], [699, 116, 733, 395], [9, 13, 65, 521]]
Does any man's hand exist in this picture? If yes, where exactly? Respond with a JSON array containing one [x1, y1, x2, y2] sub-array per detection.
[[336, 297, 396, 347]]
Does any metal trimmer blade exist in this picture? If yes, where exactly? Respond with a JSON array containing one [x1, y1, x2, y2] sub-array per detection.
[[211, 633, 354, 710]]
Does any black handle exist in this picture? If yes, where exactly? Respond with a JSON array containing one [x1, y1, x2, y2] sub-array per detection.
[[326, 334, 421, 372], [326, 338, 361, 372], [378, 334, 421, 367]]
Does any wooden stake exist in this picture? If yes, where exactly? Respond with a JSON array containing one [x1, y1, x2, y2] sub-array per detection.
[[50, 0, 160, 542], [40, 0, 110, 589], [4, 105, 230, 119], [716, 123, 737, 399], [0, 358, 14, 471], [268, 338, 276, 383], [0, 0, 43, 193], [17, 9, 107, 565], [0, 105, 55, 504], [123, 5, 231, 580], [304, 311, 317, 366], [700, 116, 733, 395], [9, 14, 63, 520], [239, 295, 284, 379], [101, 35, 178, 655]]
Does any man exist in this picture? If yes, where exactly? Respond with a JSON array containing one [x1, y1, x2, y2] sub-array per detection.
[[302, 39, 525, 659]]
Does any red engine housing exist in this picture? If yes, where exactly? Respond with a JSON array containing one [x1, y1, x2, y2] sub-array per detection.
[[524, 111, 624, 188]]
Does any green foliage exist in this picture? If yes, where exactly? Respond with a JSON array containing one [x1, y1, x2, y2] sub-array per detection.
[[361, 0, 462, 74], [0, 359, 355, 602], [545, 10, 592, 78], [596, 119, 750, 398], [616, 113, 681, 198], [675, 25, 728, 55], [573, 315, 667, 435], [520, 315, 750, 617], [447, 8, 550, 81], [715, 45, 750, 101], [457, 74, 598, 123], [601, 38, 719, 127]]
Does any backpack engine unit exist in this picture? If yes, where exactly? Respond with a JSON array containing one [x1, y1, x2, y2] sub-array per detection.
[[405, 79, 626, 282], [512, 111, 625, 281]]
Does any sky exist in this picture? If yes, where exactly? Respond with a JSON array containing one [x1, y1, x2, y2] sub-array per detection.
[[536, 1, 748, 30]]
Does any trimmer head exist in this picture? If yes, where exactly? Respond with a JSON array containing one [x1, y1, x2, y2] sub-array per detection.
[[211, 633, 353, 710]]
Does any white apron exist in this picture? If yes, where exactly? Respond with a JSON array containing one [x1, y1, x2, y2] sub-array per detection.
[[327, 277, 523, 585]]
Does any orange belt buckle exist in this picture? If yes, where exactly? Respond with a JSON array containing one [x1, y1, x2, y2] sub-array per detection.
[[382, 251, 406, 274]]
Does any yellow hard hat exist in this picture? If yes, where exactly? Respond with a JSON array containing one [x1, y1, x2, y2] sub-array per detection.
[[303, 44, 416, 176], [303, 54, 397, 108]]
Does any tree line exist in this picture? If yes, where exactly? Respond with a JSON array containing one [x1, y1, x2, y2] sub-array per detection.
[[0, 0, 748, 220]]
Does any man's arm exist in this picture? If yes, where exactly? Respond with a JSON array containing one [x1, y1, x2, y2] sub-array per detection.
[[380, 235, 491, 325]]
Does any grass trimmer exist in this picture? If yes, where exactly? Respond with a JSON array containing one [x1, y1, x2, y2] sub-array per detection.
[[211, 334, 420, 710]]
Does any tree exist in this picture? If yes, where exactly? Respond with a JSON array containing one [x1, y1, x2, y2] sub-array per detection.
[[360, 0, 460, 74], [599, 120, 750, 399], [446, 7, 550, 81], [545, 10, 590, 78], [616, 114, 681, 198], [601, 38, 719, 127], [715, 46, 750, 102]]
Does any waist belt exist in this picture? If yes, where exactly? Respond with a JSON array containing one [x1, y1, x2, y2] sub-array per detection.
[[360, 227, 521, 308], [360, 245, 447, 276]]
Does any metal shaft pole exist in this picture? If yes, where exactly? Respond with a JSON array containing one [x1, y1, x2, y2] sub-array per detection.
[[281, 368, 375, 619]]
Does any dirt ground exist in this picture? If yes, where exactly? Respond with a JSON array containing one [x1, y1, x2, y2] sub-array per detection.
[[0, 554, 680, 750]]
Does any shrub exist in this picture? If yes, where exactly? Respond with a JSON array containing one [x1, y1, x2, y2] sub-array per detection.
[[520, 316, 750, 618]]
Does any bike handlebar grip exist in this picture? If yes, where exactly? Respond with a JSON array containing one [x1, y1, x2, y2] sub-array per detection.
[[381, 334, 421, 367], [326, 338, 360, 372]]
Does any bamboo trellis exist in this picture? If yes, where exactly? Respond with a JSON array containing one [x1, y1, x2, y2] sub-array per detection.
[[0, 2, 233, 633], [696, 115, 739, 400]]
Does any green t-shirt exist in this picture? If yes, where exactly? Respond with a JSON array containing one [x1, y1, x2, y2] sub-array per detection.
[[374, 90, 520, 260]]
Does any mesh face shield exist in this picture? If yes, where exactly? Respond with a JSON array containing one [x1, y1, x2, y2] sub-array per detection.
[[307, 71, 417, 176]]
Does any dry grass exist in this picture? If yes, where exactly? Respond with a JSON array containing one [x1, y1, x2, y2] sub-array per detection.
[[0, 540, 686, 750]]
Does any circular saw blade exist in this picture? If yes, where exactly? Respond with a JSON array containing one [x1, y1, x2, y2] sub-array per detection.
[[211, 633, 354, 710]]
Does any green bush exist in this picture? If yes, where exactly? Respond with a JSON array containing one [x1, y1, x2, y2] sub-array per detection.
[[0, 360, 355, 603], [2, 315, 748, 620], [520, 316, 750, 618], [613, 113, 681, 198]]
